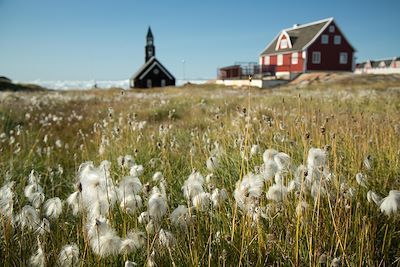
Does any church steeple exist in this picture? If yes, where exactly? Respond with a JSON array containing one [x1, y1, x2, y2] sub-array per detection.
[[145, 27, 155, 62]]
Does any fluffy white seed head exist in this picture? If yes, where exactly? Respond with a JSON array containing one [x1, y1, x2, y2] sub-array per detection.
[[192, 192, 211, 211], [30, 238, 45, 267], [17, 205, 40, 230], [43, 197, 63, 220], [57, 244, 80, 267], [148, 192, 168, 221], [120, 194, 143, 214], [266, 184, 288, 202], [67, 191, 82, 216], [380, 190, 400, 216], [263, 149, 279, 163], [119, 230, 146, 254], [170, 205, 191, 228]]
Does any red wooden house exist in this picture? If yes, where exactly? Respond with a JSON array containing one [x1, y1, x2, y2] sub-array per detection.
[[260, 18, 356, 79]]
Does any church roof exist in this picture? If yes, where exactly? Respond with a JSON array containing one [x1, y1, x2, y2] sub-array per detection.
[[147, 27, 153, 38], [131, 56, 175, 81]]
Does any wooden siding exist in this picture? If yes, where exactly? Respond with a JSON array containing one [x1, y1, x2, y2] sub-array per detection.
[[306, 21, 354, 71]]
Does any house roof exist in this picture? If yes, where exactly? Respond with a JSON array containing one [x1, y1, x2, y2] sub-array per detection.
[[131, 57, 175, 81], [260, 18, 334, 55]]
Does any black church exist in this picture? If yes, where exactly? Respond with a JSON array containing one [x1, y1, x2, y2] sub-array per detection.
[[130, 27, 175, 88]]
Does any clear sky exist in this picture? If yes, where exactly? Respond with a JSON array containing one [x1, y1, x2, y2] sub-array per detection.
[[0, 0, 399, 81]]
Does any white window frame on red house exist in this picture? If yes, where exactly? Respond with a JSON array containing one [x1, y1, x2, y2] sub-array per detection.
[[265, 56, 270, 65], [291, 52, 298, 64], [339, 52, 348, 64], [312, 52, 321, 64], [280, 39, 288, 49], [334, 35, 342, 45], [321, 34, 329, 44], [329, 25, 335, 32], [277, 54, 283, 66]]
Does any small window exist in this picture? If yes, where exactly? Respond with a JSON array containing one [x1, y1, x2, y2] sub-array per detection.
[[161, 79, 166, 87], [312, 52, 321, 64], [334, 35, 341, 45], [291, 52, 298, 64], [321, 34, 329, 44], [265, 56, 270, 65], [280, 39, 288, 49], [277, 54, 283, 66], [329, 25, 335, 32], [146, 79, 152, 88], [339, 52, 348, 64]]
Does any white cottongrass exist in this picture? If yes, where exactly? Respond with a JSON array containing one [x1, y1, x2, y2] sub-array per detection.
[[43, 197, 63, 220], [170, 205, 191, 228], [125, 260, 137, 267], [206, 156, 219, 172], [0, 181, 15, 220], [117, 154, 135, 168], [192, 192, 211, 211], [158, 229, 175, 248], [211, 188, 228, 207], [250, 144, 260, 157], [234, 173, 264, 212], [119, 231, 146, 254], [263, 149, 278, 163], [260, 160, 278, 182], [57, 244, 80, 267], [30, 238, 45, 267], [17, 205, 40, 230], [120, 194, 143, 214], [367, 190, 382, 205], [118, 176, 142, 196], [78, 161, 117, 220], [66, 191, 82, 216], [379, 190, 400, 216], [148, 192, 168, 222], [355, 173, 368, 188], [24, 183, 45, 209], [129, 164, 144, 177], [36, 218, 50, 235], [138, 211, 150, 224], [152, 171, 164, 182], [88, 219, 121, 257], [182, 171, 205, 201], [266, 183, 288, 202]]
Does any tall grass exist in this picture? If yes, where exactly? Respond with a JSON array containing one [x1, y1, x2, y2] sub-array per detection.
[[1, 77, 400, 266]]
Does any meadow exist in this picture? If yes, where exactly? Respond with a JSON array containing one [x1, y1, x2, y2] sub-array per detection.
[[1, 74, 400, 266]]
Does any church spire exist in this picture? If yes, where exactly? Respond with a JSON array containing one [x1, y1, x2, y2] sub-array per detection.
[[145, 27, 155, 62]]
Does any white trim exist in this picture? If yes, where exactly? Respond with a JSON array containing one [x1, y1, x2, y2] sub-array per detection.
[[259, 32, 281, 56], [275, 31, 292, 50], [321, 34, 329, 44], [312, 51, 321, 64], [265, 55, 270, 65], [139, 61, 174, 80], [302, 18, 334, 50], [277, 54, 283, 66], [291, 52, 298, 64], [339, 52, 348, 64], [334, 35, 341, 45], [280, 17, 333, 32]]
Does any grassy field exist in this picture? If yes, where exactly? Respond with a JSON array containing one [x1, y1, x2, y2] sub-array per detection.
[[1, 74, 400, 266]]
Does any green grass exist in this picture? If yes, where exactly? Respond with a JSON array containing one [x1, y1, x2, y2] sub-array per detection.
[[1, 75, 400, 266]]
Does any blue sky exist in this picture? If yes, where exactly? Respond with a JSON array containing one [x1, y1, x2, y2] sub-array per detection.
[[0, 0, 399, 81]]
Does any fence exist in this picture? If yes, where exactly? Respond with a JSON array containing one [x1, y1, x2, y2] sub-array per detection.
[[217, 63, 280, 80]]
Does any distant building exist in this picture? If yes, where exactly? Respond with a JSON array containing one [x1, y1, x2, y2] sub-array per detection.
[[130, 27, 175, 88], [259, 17, 356, 79], [0, 76, 12, 83], [355, 57, 400, 74]]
